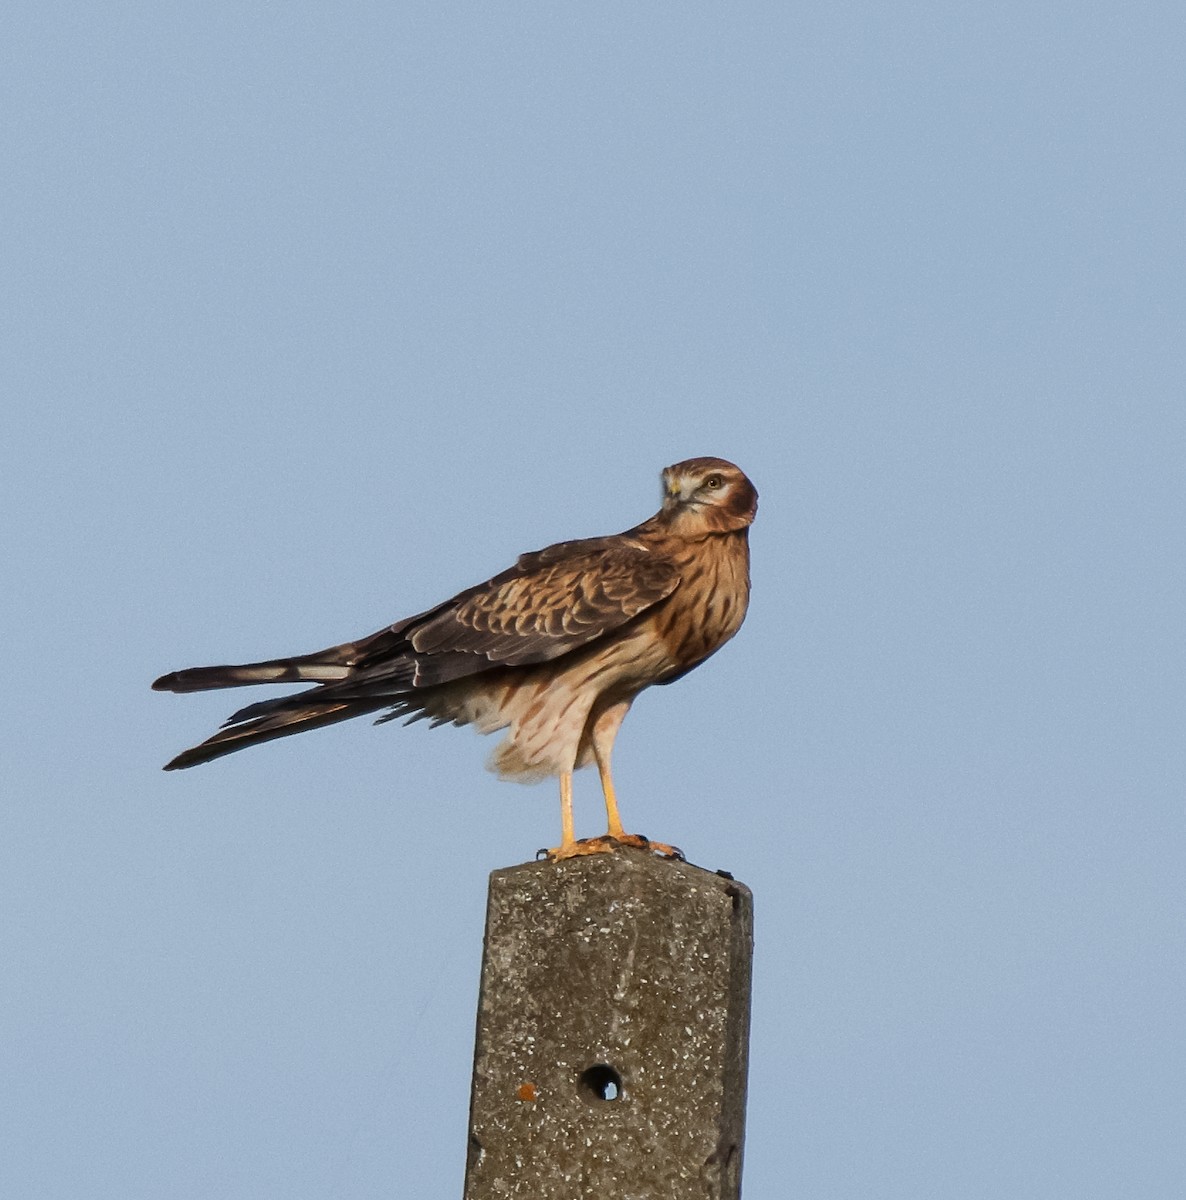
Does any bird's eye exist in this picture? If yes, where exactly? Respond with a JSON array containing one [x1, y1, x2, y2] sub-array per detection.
[[705, 474, 723, 489]]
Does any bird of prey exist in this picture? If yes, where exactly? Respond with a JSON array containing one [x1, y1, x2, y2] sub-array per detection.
[[154, 457, 757, 859]]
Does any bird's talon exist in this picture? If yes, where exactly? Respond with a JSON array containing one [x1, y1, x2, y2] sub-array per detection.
[[544, 832, 673, 861]]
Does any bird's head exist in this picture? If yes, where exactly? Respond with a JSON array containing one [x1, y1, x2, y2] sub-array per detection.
[[660, 458, 758, 533]]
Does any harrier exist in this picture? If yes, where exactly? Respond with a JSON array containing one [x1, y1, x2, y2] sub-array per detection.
[[154, 457, 757, 859]]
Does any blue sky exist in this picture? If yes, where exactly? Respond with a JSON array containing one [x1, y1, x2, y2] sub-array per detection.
[[3, 3, 1184, 1197]]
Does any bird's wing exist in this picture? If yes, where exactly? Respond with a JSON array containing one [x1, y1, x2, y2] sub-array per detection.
[[339, 536, 681, 690]]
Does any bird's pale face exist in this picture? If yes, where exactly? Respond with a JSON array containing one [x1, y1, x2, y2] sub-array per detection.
[[660, 457, 758, 534]]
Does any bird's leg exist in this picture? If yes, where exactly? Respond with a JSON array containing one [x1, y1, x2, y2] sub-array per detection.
[[596, 746, 627, 840], [579, 701, 680, 859], [545, 771, 590, 860], [544, 705, 683, 862], [559, 770, 576, 851], [590, 721, 680, 859]]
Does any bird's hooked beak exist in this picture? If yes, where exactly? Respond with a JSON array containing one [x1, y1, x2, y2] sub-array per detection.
[[662, 472, 689, 510]]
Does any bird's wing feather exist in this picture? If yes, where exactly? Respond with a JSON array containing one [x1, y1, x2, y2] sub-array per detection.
[[415, 541, 674, 657], [157, 537, 682, 742], [332, 537, 680, 691]]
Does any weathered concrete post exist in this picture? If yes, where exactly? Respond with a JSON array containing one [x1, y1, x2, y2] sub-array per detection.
[[463, 849, 753, 1198]]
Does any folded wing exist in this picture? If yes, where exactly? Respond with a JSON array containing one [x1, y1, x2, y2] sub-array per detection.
[[155, 537, 681, 769]]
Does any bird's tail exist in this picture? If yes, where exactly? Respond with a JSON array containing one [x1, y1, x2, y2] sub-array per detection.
[[154, 640, 395, 770], [153, 625, 427, 769], [152, 646, 357, 694], [160, 695, 390, 771]]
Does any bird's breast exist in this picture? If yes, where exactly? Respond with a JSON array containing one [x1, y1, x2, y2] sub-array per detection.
[[651, 530, 751, 670]]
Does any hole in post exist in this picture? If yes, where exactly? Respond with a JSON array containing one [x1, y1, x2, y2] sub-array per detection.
[[578, 1063, 623, 1102]]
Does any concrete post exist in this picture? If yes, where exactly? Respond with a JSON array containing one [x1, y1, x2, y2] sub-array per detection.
[[463, 849, 754, 1198]]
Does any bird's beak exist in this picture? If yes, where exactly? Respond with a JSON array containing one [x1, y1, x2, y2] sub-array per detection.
[[662, 474, 686, 510]]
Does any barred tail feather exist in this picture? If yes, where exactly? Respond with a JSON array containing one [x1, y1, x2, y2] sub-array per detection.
[[152, 653, 354, 694]]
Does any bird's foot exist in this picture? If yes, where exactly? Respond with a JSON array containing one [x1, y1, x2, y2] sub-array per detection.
[[539, 833, 685, 862]]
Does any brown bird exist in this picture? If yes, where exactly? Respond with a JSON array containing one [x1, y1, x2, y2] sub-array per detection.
[[154, 457, 757, 859]]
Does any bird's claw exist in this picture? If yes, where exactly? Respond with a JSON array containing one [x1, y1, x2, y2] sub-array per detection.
[[541, 833, 685, 862]]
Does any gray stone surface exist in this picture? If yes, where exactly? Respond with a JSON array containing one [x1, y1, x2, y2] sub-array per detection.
[[463, 850, 753, 1199]]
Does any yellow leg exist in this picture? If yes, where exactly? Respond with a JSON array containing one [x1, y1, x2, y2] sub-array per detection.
[[589, 703, 682, 860], [544, 702, 683, 862], [559, 770, 575, 851], [596, 750, 626, 839], [547, 770, 599, 860]]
